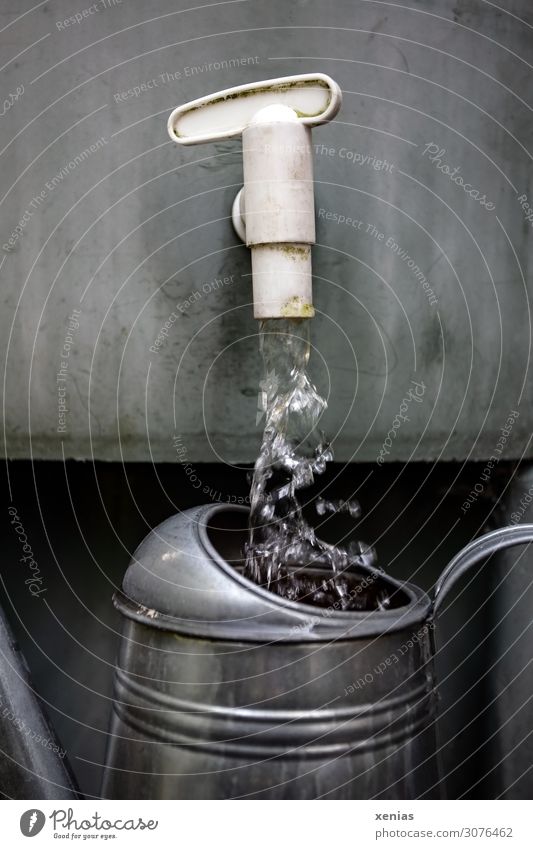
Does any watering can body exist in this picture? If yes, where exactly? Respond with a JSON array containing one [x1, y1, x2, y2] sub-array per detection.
[[101, 505, 533, 799]]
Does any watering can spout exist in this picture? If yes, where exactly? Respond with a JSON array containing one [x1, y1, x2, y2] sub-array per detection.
[[167, 74, 342, 319], [103, 504, 440, 800]]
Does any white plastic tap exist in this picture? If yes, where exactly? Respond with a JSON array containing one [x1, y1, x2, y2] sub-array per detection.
[[168, 74, 342, 319]]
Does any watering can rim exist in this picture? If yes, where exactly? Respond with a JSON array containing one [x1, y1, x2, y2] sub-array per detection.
[[116, 503, 433, 642]]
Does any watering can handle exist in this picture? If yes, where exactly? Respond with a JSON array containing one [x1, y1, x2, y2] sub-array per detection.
[[167, 73, 342, 145], [433, 523, 533, 614]]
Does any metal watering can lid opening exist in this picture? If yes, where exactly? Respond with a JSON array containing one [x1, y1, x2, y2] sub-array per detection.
[[116, 504, 432, 642], [202, 506, 411, 610]]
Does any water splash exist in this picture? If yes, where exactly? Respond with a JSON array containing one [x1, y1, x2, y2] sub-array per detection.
[[244, 318, 385, 610]]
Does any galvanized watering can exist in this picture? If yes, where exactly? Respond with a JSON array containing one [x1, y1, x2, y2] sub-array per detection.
[[101, 504, 533, 799]]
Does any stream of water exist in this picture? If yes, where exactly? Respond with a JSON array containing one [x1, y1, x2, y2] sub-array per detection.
[[244, 318, 389, 611]]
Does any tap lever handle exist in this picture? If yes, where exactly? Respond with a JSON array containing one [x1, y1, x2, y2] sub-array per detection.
[[168, 73, 342, 145]]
